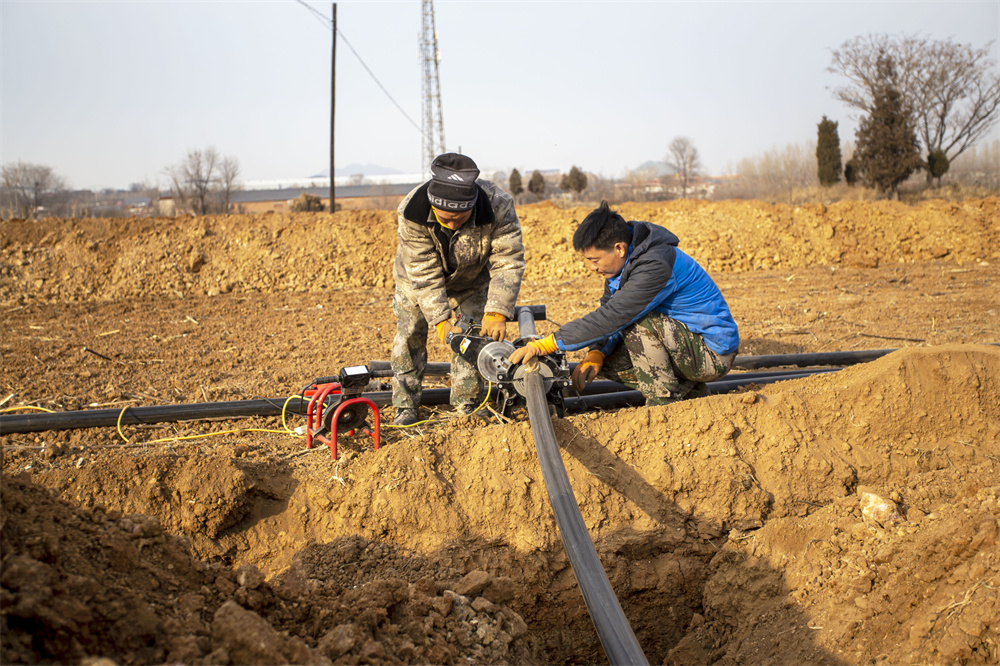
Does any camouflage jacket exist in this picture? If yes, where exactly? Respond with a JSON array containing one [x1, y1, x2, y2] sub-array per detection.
[[393, 179, 525, 327]]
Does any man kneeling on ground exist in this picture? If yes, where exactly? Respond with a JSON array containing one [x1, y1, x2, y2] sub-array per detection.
[[509, 200, 739, 404]]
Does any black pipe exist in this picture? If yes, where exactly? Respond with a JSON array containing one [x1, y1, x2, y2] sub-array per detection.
[[523, 369, 648, 664], [367, 360, 451, 378], [732, 348, 897, 369], [0, 398, 308, 435], [579, 368, 837, 396], [368, 348, 900, 379], [565, 391, 645, 411], [565, 368, 841, 411], [515, 307, 649, 665], [0, 368, 840, 435]]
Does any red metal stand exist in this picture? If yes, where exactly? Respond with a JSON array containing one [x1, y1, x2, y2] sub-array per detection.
[[304, 384, 381, 460]]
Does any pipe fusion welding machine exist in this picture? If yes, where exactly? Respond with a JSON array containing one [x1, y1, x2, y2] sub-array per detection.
[[300, 305, 569, 458], [445, 304, 571, 418]]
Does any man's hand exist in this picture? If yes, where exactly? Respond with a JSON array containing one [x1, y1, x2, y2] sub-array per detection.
[[435, 320, 463, 344], [480, 312, 508, 341], [508, 344, 541, 366], [571, 350, 605, 391], [508, 334, 558, 365]]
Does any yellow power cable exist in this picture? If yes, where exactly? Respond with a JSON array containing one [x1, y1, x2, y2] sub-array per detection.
[[115, 397, 305, 446], [280, 395, 303, 436], [385, 382, 494, 429], [1, 405, 55, 413]]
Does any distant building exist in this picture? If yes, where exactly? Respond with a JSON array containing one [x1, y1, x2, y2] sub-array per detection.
[[229, 179, 422, 214]]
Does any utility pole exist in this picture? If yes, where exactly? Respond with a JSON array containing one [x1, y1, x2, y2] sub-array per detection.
[[419, 0, 445, 177], [330, 3, 336, 208]]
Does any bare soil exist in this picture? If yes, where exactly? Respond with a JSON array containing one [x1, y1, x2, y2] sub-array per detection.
[[1, 198, 998, 666]]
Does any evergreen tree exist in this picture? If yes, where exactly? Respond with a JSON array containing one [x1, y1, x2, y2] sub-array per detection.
[[927, 149, 950, 186], [528, 170, 546, 200], [576, 166, 588, 193], [559, 166, 588, 194], [844, 158, 859, 186], [816, 116, 843, 186], [508, 169, 523, 197], [854, 53, 921, 197]]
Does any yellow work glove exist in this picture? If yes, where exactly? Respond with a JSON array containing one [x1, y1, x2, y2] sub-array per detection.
[[571, 350, 605, 391], [480, 312, 509, 342], [435, 320, 462, 344], [508, 334, 558, 365]]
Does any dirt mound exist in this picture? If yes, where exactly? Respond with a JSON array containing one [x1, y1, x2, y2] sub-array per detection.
[[2, 198, 996, 305], [1, 474, 537, 665], [2, 199, 998, 665]]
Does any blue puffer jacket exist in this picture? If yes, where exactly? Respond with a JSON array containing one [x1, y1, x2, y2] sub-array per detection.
[[555, 221, 740, 356]]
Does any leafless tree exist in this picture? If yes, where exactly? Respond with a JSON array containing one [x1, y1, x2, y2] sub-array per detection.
[[727, 142, 819, 202], [165, 147, 241, 215], [948, 138, 1000, 188], [185, 148, 217, 215], [829, 34, 1000, 182], [666, 137, 702, 197], [1, 161, 68, 218], [218, 156, 241, 213]]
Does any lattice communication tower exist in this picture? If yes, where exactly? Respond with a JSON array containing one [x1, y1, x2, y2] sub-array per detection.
[[420, 0, 446, 176]]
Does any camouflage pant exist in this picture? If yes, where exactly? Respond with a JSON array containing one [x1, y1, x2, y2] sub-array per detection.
[[599, 312, 736, 405], [391, 283, 486, 409]]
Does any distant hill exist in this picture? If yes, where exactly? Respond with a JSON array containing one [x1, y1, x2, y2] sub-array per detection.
[[634, 160, 671, 176], [312, 164, 405, 178]]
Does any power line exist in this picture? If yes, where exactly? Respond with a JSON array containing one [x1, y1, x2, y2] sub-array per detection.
[[291, 0, 423, 135]]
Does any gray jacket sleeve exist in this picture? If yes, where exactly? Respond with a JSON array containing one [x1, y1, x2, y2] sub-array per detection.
[[555, 254, 673, 351]]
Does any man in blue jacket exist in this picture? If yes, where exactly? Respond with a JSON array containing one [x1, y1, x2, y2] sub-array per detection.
[[509, 200, 739, 405]]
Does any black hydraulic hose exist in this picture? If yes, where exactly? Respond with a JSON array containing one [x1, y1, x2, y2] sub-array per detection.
[[0, 368, 839, 434]]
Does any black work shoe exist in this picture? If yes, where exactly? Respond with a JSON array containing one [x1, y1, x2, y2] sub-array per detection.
[[393, 408, 420, 426]]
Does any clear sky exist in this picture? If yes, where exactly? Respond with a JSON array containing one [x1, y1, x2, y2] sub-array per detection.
[[2, 0, 998, 191]]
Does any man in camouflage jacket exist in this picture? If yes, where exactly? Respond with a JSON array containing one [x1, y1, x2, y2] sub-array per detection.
[[391, 153, 525, 425]]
